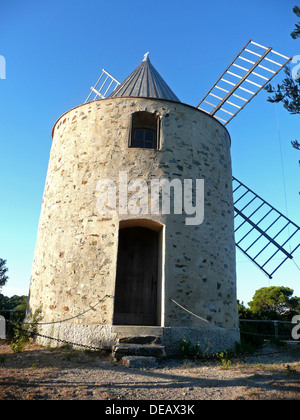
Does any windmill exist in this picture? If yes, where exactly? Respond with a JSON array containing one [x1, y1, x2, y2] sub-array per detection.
[[85, 41, 300, 280]]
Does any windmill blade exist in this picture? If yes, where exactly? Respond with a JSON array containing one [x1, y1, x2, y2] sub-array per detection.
[[197, 40, 292, 125], [85, 69, 120, 103], [233, 176, 300, 279]]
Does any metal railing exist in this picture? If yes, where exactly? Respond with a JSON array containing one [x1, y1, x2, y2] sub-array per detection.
[[0, 309, 26, 321], [239, 319, 299, 340]]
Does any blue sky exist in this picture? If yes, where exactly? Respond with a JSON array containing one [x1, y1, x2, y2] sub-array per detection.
[[0, 0, 299, 306]]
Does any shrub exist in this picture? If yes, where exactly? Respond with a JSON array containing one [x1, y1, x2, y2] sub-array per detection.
[[10, 307, 42, 353], [180, 338, 202, 359]]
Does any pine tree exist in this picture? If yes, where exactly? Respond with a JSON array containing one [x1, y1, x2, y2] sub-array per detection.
[[291, 6, 300, 39], [0, 259, 8, 290], [265, 6, 300, 191], [265, 6, 300, 116]]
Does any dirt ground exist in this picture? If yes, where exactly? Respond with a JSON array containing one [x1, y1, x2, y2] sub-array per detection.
[[0, 340, 299, 400]]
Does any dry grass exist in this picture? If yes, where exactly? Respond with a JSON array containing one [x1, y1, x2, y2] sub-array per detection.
[[0, 340, 299, 400]]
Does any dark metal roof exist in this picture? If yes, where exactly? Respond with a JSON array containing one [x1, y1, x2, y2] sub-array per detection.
[[109, 53, 180, 102]]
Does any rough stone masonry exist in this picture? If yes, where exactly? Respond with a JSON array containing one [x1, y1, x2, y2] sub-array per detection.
[[27, 96, 240, 355]]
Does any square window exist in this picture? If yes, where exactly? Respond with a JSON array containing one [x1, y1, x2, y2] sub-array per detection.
[[145, 141, 154, 149], [134, 130, 144, 141], [130, 111, 160, 150], [133, 128, 156, 149], [145, 131, 154, 141]]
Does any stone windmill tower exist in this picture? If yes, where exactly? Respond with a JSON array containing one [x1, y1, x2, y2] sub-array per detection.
[[28, 43, 299, 356]]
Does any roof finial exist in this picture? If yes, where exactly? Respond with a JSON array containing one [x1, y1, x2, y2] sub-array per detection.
[[143, 52, 150, 62]]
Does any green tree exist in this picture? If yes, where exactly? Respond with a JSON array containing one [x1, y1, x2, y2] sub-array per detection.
[[266, 6, 300, 112], [13, 295, 28, 311], [265, 6, 300, 194], [0, 259, 8, 290], [237, 300, 255, 319], [248, 286, 300, 319], [265, 6, 300, 180], [0, 294, 28, 310], [266, 66, 300, 116], [291, 5, 300, 39]]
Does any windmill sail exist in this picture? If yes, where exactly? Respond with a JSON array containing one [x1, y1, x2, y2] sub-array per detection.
[[85, 69, 120, 103], [233, 177, 300, 279], [197, 40, 292, 125]]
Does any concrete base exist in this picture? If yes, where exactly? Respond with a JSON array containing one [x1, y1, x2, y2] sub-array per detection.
[[35, 324, 240, 356]]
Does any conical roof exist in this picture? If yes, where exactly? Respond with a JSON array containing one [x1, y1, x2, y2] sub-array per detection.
[[109, 53, 180, 102]]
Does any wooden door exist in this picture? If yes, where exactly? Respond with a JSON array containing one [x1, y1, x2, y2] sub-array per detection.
[[113, 227, 159, 326]]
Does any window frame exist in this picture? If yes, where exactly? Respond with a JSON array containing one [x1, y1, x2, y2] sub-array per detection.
[[129, 111, 160, 150]]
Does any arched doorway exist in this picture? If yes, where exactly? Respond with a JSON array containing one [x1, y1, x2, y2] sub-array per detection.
[[113, 223, 162, 326]]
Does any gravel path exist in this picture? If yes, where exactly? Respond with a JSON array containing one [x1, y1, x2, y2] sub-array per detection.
[[0, 341, 299, 400]]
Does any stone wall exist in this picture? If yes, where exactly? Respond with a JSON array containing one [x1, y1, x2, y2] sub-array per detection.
[[28, 96, 239, 348]]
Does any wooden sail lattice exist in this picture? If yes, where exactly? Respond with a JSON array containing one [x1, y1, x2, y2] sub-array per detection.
[[233, 177, 300, 279], [85, 69, 120, 103], [197, 40, 292, 125]]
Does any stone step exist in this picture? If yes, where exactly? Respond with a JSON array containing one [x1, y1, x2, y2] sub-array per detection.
[[118, 335, 161, 345], [112, 343, 166, 361], [121, 356, 158, 368]]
